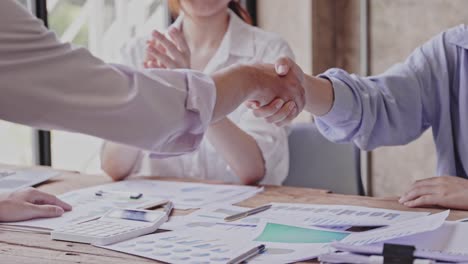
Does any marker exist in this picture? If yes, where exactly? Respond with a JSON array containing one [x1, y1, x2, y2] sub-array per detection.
[[224, 204, 272, 222], [95, 190, 143, 199], [227, 244, 265, 264]]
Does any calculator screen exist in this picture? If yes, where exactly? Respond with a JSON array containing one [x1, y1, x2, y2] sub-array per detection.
[[107, 209, 161, 222]]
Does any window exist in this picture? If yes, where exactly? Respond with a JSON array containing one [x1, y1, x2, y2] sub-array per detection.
[[47, 0, 168, 173]]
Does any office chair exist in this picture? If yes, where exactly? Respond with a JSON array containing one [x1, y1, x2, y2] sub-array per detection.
[[284, 123, 364, 195]]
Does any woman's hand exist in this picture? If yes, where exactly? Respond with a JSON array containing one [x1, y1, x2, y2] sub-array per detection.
[[144, 27, 191, 69], [0, 188, 72, 222], [399, 176, 468, 210]]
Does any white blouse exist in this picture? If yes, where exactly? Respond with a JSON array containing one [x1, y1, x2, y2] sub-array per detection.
[[121, 11, 294, 185]]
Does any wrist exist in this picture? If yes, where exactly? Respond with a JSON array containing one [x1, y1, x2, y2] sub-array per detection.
[[304, 75, 334, 116], [233, 64, 258, 100]]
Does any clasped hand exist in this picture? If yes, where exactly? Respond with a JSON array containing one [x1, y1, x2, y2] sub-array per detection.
[[145, 27, 306, 126], [245, 57, 306, 126]]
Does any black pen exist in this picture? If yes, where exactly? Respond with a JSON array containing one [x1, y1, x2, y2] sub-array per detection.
[[227, 244, 266, 264]]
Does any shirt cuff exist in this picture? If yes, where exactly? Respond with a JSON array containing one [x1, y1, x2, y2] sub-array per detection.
[[316, 73, 356, 124], [150, 70, 216, 159], [185, 70, 216, 135]]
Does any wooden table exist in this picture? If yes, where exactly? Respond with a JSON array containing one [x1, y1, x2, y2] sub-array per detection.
[[1, 167, 468, 264]]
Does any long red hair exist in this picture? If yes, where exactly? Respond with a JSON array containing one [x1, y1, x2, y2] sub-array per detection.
[[168, 0, 253, 25]]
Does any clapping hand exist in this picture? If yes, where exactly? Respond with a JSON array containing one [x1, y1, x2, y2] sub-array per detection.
[[144, 27, 191, 69]]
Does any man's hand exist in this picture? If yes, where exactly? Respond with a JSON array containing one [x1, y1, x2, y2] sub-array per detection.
[[0, 188, 72, 222], [399, 176, 468, 210]]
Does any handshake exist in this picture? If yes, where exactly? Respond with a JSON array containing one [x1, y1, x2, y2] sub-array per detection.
[[211, 57, 333, 125]]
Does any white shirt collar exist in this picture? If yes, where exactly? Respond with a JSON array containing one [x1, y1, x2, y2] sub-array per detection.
[[172, 9, 255, 59]]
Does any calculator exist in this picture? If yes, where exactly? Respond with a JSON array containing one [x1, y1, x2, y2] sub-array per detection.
[[51, 207, 171, 246]]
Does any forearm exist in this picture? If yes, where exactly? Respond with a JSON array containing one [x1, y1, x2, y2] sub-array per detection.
[[211, 65, 254, 122], [303, 75, 334, 116], [101, 142, 142, 181], [206, 118, 265, 185]]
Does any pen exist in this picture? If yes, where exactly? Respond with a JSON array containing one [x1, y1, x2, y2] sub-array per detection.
[[95, 190, 143, 199], [224, 204, 272, 222], [227, 244, 266, 264]]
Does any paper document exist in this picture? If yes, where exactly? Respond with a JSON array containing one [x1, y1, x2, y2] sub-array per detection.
[[267, 203, 430, 227], [331, 221, 468, 263], [100, 229, 258, 264], [94, 180, 262, 210], [2, 186, 164, 230], [0, 168, 59, 194], [166, 216, 351, 263], [341, 210, 449, 246], [2, 180, 261, 231], [163, 203, 430, 233], [102, 221, 349, 263], [319, 252, 385, 264], [380, 221, 468, 261], [248, 221, 349, 263]]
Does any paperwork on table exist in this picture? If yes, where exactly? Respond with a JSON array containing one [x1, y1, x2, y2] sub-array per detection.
[[163, 203, 431, 231], [326, 220, 468, 263], [0, 168, 59, 194], [102, 221, 349, 264], [104, 211, 452, 264], [1, 180, 261, 231]]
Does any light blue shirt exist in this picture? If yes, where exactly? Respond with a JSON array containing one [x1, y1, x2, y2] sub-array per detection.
[[316, 25, 468, 178]]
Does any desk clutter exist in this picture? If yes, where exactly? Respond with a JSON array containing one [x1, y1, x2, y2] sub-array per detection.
[[1, 180, 468, 263]]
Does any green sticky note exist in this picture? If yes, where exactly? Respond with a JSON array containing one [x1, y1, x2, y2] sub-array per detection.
[[254, 223, 349, 244]]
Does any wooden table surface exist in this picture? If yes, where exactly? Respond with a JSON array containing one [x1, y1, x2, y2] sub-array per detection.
[[1, 166, 468, 264]]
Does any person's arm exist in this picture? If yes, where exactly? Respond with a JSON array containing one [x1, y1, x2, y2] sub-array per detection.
[[206, 38, 297, 185], [205, 118, 266, 184], [258, 29, 453, 150], [0, 0, 304, 156], [0, 188, 72, 222], [100, 142, 142, 181]]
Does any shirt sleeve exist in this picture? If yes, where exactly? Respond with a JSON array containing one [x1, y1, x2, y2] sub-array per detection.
[[0, 0, 216, 156], [315, 29, 455, 150]]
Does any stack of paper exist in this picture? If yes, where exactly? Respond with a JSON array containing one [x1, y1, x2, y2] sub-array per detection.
[[329, 221, 468, 262], [0, 168, 59, 194], [320, 212, 468, 263], [340, 210, 449, 246]]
